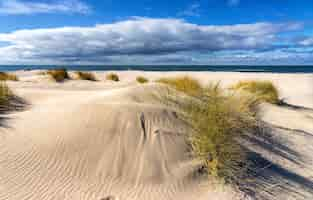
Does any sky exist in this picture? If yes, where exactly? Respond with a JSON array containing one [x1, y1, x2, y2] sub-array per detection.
[[0, 0, 313, 65]]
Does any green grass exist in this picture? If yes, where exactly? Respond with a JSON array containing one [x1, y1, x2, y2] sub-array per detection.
[[75, 71, 97, 81], [46, 68, 69, 82], [106, 73, 119, 82], [231, 80, 279, 104], [0, 72, 18, 81], [156, 76, 202, 96], [161, 82, 258, 183], [136, 76, 149, 84]]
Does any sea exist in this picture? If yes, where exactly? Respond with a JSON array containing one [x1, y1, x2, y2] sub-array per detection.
[[0, 65, 313, 73]]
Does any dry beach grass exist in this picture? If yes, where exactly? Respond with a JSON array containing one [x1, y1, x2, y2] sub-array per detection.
[[136, 76, 149, 84], [156, 76, 202, 96], [106, 73, 120, 81], [75, 71, 97, 81], [46, 68, 70, 82], [0, 72, 18, 81], [231, 80, 280, 104]]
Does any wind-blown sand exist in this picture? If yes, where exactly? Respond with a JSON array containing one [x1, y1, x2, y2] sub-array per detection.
[[0, 71, 312, 200]]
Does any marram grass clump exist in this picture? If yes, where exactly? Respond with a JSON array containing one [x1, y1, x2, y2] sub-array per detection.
[[231, 80, 279, 104], [0, 82, 27, 112], [136, 76, 149, 84], [46, 68, 69, 82], [161, 82, 258, 184], [0, 72, 18, 81], [156, 76, 202, 96], [75, 71, 97, 81], [0, 82, 13, 108], [106, 73, 119, 82]]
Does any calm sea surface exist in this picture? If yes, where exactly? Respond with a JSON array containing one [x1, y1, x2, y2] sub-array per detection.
[[0, 65, 312, 73]]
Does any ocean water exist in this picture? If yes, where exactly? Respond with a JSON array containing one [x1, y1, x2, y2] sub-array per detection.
[[0, 65, 313, 73]]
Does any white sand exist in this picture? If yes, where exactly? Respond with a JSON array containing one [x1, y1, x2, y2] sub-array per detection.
[[0, 71, 312, 200]]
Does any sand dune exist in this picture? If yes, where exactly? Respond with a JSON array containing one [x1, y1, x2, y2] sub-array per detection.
[[0, 84, 241, 200], [0, 71, 312, 200]]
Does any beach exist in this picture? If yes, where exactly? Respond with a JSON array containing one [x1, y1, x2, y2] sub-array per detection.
[[0, 70, 313, 200]]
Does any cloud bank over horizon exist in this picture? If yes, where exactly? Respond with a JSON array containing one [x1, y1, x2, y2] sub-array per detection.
[[0, 18, 312, 65]]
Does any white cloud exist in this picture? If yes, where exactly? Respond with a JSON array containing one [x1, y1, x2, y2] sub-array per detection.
[[178, 2, 201, 17], [298, 37, 313, 46], [0, 0, 91, 15], [0, 18, 305, 64]]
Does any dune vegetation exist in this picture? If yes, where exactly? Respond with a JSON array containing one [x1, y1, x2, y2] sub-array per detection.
[[106, 73, 119, 82], [0, 82, 13, 109], [0, 72, 18, 81], [156, 76, 202, 96], [46, 69, 69, 82], [159, 77, 260, 184], [75, 71, 97, 81], [136, 76, 149, 84], [231, 80, 279, 104]]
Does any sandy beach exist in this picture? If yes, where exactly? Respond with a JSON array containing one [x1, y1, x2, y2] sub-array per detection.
[[0, 70, 312, 200]]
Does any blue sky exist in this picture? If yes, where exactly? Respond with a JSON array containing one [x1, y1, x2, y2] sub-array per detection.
[[0, 0, 312, 65]]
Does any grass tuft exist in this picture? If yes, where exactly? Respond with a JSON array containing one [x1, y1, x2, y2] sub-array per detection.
[[231, 80, 279, 104], [156, 76, 202, 96], [161, 82, 258, 184], [0, 72, 18, 81], [0, 82, 13, 108], [46, 68, 69, 82], [75, 71, 97, 81], [136, 76, 149, 84], [106, 73, 119, 82], [0, 82, 27, 112]]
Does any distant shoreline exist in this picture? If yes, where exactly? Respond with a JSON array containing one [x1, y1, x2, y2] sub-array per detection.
[[1, 65, 313, 73]]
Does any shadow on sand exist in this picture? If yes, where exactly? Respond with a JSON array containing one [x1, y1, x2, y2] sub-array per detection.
[[0, 95, 29, 128], [278, 100, 313, 112], [239, 123, 313, 200]]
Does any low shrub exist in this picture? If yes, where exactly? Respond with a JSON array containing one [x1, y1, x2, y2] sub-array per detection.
[[231, 80, 279, 104], [156, 76, 202, 96], [106, 73, 119, 82], [161, 82, 258, 183], [46, 68, 69, 82], [0, 72, 18, 81], [136, 76, 149, 84], [75, 71, 97, 81]]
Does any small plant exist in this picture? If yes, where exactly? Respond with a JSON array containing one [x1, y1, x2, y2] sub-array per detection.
[[0, 82, 12, 108], [46, 68, 69, 82], [0, 82, 27, 112], [161, 82, 258, 183], [75, 71, 97, 81], [156, 76, 202, 96], [231, 80, 279, 104], [136, 76, 149, 84], [0, 72, 18, 81], [106, 73, 119, 82], [36, 71, 46, 75]]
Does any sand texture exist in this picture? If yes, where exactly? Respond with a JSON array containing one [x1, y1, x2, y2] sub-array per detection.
[[0, 71, 312, 200]]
